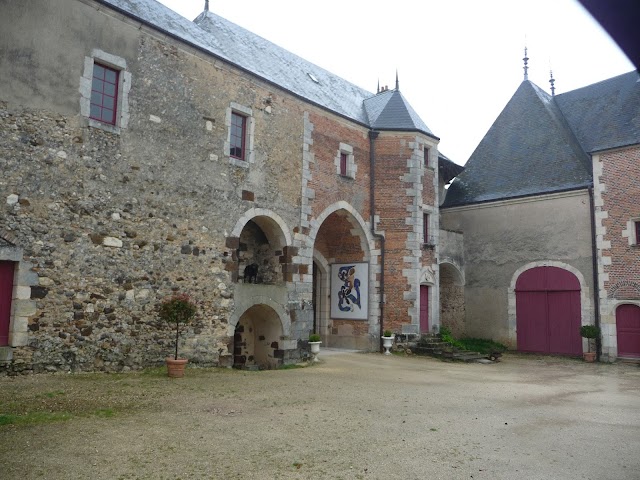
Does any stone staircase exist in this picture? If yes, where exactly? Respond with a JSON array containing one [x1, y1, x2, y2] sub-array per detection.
[[396, 333, 493, 363]]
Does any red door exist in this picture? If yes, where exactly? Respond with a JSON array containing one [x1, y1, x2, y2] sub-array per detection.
[[516, 267, 582, 355], [0, 262, 15, 346], [420, 285, 429, 333], [616, 304, 640, 358]]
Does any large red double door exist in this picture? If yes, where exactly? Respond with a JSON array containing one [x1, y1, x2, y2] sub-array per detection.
[[516, 266, 582, 355]]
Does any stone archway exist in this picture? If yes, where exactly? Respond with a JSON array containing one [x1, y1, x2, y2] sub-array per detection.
[[230, 302, 286, 369], [439, 261, 465, 337], [227, 209, 292, 284], [309, 204, 377, 350]]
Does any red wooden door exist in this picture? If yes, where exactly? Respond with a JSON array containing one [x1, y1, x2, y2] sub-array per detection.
[[516, 267, 581, 355], [0, 262, 15, 346], [420, 285, 429, 333], [616, 304, 640, 358]]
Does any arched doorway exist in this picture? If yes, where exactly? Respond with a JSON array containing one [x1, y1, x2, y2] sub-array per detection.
[[439, 262, 465, 338], [515, 266, 582, 355], [312, 207, 372, 350], [233, 304, 284, 369], [616, 304, 640, 358]]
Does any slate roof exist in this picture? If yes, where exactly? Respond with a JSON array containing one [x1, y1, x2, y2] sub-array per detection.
[[442, 72, 640, 208], [555, 71, 640, 153], [99, 0, 435, 137]]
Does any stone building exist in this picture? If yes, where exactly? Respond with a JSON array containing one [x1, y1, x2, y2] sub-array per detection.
[[0, 0, 454, 373], [441, 69, 640, 361]]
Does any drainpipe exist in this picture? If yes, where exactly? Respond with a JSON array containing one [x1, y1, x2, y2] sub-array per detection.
[[588, 187, 601, 361], [369, 130, 385, 352]]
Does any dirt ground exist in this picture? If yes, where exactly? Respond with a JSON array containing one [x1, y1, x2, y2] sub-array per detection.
[[1, 351, 639, 480]]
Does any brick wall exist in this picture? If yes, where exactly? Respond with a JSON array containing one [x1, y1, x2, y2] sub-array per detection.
[[594, 145, 640, 359]]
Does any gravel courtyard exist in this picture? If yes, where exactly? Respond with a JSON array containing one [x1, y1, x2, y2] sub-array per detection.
[[1, 351, 639, 480]]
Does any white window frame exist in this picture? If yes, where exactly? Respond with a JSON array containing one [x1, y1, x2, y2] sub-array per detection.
[[335, 143, 356, 179], [624, 217, 640, 245], [79, 49, 131, 134], [225, 102, 255, 168]]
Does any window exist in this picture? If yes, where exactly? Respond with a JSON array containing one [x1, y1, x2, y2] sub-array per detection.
[[230, 112, 246, 160], [90, 63, 119, 125], [340, 153, 348, 176], [79, 49, 131, 133], [336, 143, 356, 178], [423, 213, 430, 243], [424, 147, 430, 167], [225, 103, 254, 167], [636, 221, 640, 245]]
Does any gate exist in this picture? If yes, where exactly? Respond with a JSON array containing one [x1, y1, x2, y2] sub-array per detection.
[[515, 266, 581, 355]]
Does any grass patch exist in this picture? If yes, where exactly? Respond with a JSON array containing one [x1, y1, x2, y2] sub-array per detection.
[[0, 411, 73, 426], [456, 337, 507, 354], [440, 327, 507, 354]]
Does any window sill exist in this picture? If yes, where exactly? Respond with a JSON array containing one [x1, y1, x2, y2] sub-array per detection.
[[88, 118, 121, 135]]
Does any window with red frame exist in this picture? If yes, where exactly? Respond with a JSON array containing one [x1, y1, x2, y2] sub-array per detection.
[[340, 152, 348, 176], [90, 63, 119, 125], [423, 213, 430, 244], [230, 112, 246, 159]]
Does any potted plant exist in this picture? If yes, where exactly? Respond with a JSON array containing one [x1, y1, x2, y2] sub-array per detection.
[[580, 324, 600, 362], [382, 329, 394, 355], [159, 294, 197, 377], [308, 333, 322, 362]]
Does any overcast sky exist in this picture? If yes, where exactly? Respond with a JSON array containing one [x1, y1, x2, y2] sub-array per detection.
[[156, 0, 633, 165]]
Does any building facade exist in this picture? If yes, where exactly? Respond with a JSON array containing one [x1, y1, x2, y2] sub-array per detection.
[[0, 0, 445, 373]]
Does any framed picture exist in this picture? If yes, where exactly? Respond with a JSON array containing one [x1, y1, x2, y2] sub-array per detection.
[[330, 262, 369, 320]]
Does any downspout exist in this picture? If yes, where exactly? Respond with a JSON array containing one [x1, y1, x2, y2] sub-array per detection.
[[588, 187, 601, 361], [369, 130, 385, 352]]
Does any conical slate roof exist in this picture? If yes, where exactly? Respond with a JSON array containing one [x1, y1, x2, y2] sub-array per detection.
[[364, 88, 435, 135], [442, 80, 594, 207], [99, 0, 435, 136]]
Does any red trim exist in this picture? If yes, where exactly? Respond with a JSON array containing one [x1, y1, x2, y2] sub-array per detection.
[[230, 112, 246, 160], [90, 63, 119, 125], [0, 262, 15, 346], [340, 152, 347, 176]]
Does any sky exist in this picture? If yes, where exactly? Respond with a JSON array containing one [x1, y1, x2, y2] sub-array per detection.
[[156, 0, 633, 165]]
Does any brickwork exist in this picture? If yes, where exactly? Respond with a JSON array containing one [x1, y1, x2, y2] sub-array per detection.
[[593, 145, 640, 360]]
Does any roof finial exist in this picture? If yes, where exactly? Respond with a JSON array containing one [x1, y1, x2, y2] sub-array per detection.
[[549, 69, 556, 96], [204, 0, 209, 11], [395, 70, 399, 91], [523, 46, 529, 81], [377, 79, 380, 94]]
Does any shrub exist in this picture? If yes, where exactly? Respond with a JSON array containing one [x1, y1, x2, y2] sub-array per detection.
[[309, 334, 321, 343], [383, 329, 393, 337], [580, 325, 600, 339]]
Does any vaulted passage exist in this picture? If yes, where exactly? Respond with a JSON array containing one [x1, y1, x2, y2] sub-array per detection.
[[515, 266, 582, 355], [313, 209, 370, 350], [233, 304, 284, 370]]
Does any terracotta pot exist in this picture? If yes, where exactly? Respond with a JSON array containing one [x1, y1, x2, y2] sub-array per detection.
[[166, 357, 188, 377], [583, 352, 596, 363]]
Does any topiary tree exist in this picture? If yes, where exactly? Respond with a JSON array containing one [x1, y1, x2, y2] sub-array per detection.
[[159, 294, 197, 360], [580, 325, 600, 353]]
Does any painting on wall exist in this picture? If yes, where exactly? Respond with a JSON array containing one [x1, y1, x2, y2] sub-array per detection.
[[330, 263, 369, 320]]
